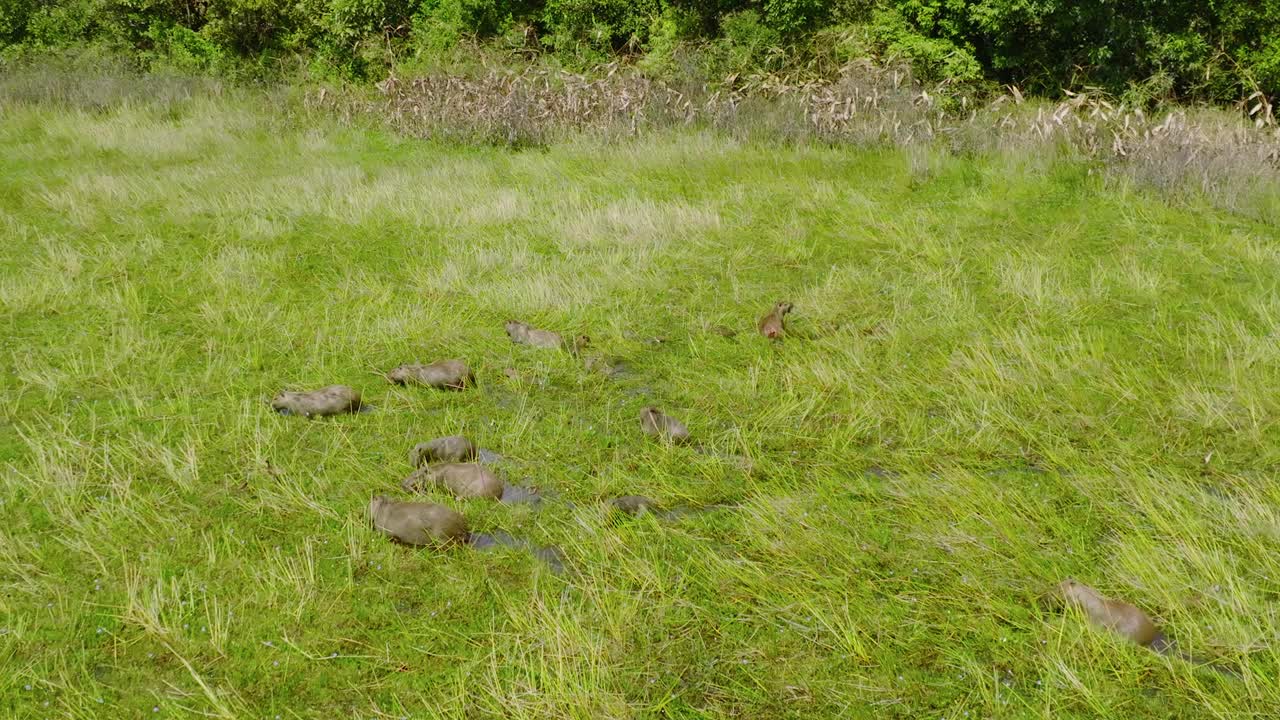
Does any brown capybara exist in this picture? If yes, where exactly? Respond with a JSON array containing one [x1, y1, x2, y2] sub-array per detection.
[[505, 320, 564, 349], [639, 406, 690, 444], [758, 301, 793, 340], [410, 436, 478, 467], [369, 495, 467, 546], [1055, 579, 1163, 647], [578, 337, 628, 378], [386, 360, 473, 390], [271, 385, 363, 418], [402, 463, 504, 500], [583, 354, 629, 378], [1053, 579, 1238, 675], [609, 495, 661, 516]]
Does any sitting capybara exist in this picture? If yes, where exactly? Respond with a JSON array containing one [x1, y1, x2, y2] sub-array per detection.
[[402, 462, 504, 500], [505, 320, 564, 349], [271, 385, 363, 418], [386, 360, 474, 390], [410, 436, 478, 467], [639, 406, 690, 444], [758, 301, 793, 340], [369, 495, 468, 546]]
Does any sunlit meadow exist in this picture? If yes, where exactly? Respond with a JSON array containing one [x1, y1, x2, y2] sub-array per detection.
[[1, 77, 1278, 719]]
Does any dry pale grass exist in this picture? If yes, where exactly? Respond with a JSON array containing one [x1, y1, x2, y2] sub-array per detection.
[[295, 57, 1280, 223]]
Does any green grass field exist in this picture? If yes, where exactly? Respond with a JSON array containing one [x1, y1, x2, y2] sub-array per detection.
[[2, 89, 1279, 719]]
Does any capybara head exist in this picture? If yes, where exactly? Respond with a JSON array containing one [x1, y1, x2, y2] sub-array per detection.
[[270, 390, 296, 412], [1056, 578, 1091, 602], [1042, 577, 1091, 609], [369, 495, 392, 523]]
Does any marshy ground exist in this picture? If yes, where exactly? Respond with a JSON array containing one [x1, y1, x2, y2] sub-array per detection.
[[1, 84, 1278, 718]]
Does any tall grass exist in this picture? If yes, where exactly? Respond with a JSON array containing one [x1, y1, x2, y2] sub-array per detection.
[[323, 55, 1280, 222], [1, 66, 1278, 718]]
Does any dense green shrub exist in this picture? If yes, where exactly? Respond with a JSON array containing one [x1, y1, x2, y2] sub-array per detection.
[[202, 0, 305, 56], [638, 7, 688, 74], [0, 0, 1275, 102], [0, 0, 32, 46], [541, 0, 662, 58], [666, 0, 830, 38], [91, 0, 204, 47], [23, 0, 97, 47], [828, 0, 876, 24], [872, 0, 1280, 101], [144, 23, 225, 70], [1211, 0, 1280, 99], [760, 0, 826, 36], [323, 0, 419, 41], [411, 0, 514, 51], [869, 4, 982, 84], [712, 9, 781, 74]]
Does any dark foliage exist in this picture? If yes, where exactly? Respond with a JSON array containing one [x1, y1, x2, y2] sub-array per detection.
[[0, 0, 1275, 102]]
